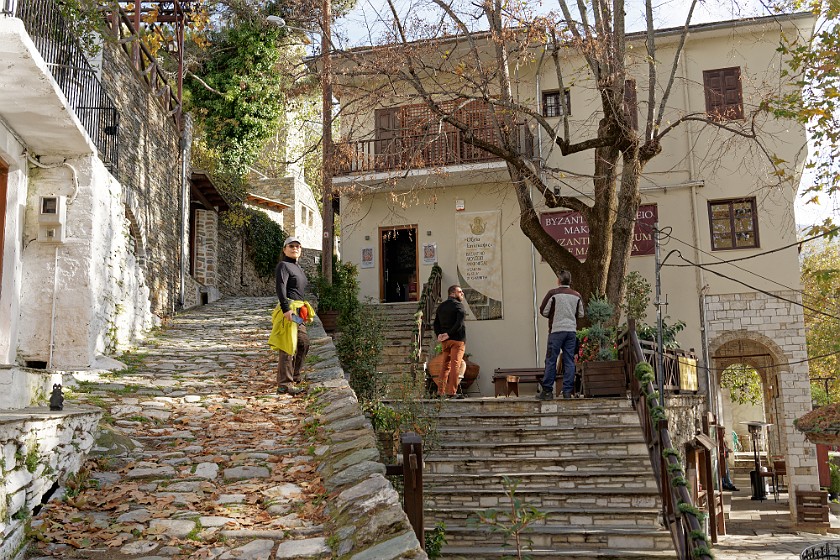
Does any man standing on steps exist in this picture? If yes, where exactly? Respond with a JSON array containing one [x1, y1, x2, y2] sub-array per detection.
[[433, 285, 467, 399], [538, 270, 584, 400]]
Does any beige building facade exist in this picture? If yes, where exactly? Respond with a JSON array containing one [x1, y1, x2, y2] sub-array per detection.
[[334, 13, 820, 521]]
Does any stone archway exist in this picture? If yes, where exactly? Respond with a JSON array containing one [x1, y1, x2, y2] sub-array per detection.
[[709, 330, 819, 522]]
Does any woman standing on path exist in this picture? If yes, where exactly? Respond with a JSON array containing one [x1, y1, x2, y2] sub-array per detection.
[[274, 237, 311, 395]]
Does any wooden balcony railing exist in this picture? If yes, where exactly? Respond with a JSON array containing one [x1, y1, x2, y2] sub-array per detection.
[[334, 124, 533, 175]]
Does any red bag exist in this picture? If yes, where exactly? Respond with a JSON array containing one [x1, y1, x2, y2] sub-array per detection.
[[298, 306, 309, 321]]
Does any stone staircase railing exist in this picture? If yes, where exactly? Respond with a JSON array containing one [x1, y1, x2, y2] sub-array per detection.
[[411, 264, 441, 381]]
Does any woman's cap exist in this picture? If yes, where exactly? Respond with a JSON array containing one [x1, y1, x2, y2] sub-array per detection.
[[284, 237, 302, 247]]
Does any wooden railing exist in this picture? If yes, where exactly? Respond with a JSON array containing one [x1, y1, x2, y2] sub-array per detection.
[[106, 4, 183, 128], [411, 264, 442, 382], [384, 432, 425, 550], [631, 338, 698, 392], [617, 319, 713, 560], [334, 124, 533, 175]]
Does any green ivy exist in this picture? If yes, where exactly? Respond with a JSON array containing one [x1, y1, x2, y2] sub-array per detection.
[[238, 207, 287, 278], [187, 23, 287, 176]]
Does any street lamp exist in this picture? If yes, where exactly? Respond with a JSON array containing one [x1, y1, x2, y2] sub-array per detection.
[[268, 12, 334, 285]]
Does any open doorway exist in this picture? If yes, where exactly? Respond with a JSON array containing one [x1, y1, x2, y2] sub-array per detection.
[[380, 225, 418, 303]]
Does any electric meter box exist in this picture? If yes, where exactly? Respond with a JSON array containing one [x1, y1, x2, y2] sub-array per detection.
[[37, 195, 66, 243]]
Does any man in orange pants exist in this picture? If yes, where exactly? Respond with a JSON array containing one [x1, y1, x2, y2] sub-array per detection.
[[433, 285, 467, 399]]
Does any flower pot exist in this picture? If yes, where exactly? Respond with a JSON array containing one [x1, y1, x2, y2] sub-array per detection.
[[802, 431, 840, 447], [581, 360, 626, 397], [319, 309, 339, 334], [427, 353, 466, 392], [461, 358, 480, 392]]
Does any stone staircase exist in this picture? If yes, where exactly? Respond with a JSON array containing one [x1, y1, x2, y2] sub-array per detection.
[[424, 397, 677, 559], [372, 302, 433, 389]]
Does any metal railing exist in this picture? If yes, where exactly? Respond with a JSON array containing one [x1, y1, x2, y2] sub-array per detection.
[[334, 124, 534, 175], [802, 542, 840, 559], [384, 432, 425, 549], [14, 0, 120, 176], [617, 319, 713, 560], [411, 264, 441, 382]]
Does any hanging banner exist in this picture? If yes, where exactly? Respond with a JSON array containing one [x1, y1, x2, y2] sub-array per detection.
[[539, 204, 658, 262], [456, 211, 502, 320]]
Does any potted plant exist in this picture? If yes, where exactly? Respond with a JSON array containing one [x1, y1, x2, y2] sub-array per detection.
[[313, 257, 359, 334], [578, 294, 626, 397], [794, 402, 840, 446]]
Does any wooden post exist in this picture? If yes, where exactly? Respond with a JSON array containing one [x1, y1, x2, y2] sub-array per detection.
[[401, 432, 424, 549]]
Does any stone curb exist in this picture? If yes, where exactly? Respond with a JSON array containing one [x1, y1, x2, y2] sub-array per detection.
[[305, 331, 428, 560]]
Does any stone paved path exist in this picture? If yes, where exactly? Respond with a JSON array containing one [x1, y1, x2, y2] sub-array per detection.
[[27, 297, 332, 560]]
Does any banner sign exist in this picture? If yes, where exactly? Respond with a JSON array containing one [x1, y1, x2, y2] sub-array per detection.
[[456, 211, 502, 320], [539, 204, 658, 262]]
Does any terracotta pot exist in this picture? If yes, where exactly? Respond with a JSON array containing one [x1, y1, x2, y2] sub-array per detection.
[[462, 358, 480, 391], [319, 309, 339, 333], [427, 353, 466, 391]]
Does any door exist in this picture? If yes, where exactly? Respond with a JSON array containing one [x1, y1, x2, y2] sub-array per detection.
[[374, 107, 401, 170], [380, 226, 418, 303]]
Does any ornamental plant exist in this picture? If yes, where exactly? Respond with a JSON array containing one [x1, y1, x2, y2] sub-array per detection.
[[577, 295, 618, 363], [794, 402, 840, 436]]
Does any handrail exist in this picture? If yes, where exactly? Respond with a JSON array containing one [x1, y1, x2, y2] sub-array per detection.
[[618, 318, 713, 560], [105, 4, 182, 129], [384, 432, 425, 549], [411, 264, 442, 382]]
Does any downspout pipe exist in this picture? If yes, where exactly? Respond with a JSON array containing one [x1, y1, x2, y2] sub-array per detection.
[[531, 35, 549, 367]]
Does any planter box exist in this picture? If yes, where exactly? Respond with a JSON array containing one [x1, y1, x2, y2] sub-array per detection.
[[581, 360, 626, 397]]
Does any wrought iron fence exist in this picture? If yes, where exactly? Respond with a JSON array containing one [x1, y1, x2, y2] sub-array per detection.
[[802, 542, 840, 560], [13, 0, 120, 177]]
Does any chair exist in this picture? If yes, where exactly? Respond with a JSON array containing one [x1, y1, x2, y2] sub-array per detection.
[[757, 468, 779, 502], [772, 459, 787, 492]]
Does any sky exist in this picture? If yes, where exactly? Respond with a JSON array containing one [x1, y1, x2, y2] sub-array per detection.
[[331, 0, 837, 229]]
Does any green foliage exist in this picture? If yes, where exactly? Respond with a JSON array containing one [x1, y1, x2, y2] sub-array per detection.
[[636, 319, 686, 350], [24, 444, 39, 473], [336, 301, 385, 403], [620, 271, 651, 322], [425, 521, 447, 559], [801, 241, 840, 403], [223, 205, 288, 278], [314, 257, 360, 314], [830, 460, 840, 495], [579, 295, 617, 361], [720, 364, 763, 405], [187, 23, 287, 176], [771, 1, 840, 238], [469, 476, 546, 560]]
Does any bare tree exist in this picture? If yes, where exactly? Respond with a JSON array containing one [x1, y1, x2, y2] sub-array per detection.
[[331, 0, 799, 308]]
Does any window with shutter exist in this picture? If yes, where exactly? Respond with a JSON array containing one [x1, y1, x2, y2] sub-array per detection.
[[623, 79, 638, 130], [707, 198, 759, 250], [542, 90, 571, 117], [703, 67, 743, 120]]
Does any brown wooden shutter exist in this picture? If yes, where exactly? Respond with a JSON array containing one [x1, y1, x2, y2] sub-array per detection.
[[703, 67, 743, 120], [623, 79, 638, 130]]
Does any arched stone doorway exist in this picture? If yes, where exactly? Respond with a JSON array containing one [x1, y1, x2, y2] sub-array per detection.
[[709, 330, 819, 522]]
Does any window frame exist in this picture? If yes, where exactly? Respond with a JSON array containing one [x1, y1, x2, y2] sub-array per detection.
[[703, 66, 744, 121], [707, 197, 760, 251], [542, 89, 572, 118]]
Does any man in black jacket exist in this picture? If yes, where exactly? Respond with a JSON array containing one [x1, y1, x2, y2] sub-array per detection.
[[433, 285, 467, 398]]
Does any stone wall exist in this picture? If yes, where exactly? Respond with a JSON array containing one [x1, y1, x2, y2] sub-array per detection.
[[305, 327, 427, 559], [193, 209, 218, 287], [0, 406, 101, 560], [100, 39, 183, 319], [664, 394, 708, 459]]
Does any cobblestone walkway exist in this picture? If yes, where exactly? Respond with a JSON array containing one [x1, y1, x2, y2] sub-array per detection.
[[27, 297, 332, 560]]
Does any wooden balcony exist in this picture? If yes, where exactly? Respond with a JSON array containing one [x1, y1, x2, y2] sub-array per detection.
[[334, 124, 533, 175]]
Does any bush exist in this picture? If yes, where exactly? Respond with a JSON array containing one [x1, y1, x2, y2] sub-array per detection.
[[336, 301, 385, 402], [313, 256, 359, 315]]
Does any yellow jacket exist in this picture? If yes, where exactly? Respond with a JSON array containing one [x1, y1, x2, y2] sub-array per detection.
[[268, 300, 315, 355]]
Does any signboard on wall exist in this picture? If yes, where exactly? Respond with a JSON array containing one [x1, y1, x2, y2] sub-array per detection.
[[456, 211, 503, 320], [539, 204, 658, 261]]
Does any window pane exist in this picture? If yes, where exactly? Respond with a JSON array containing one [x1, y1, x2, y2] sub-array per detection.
[[713, 233, 733, 249], [710, 204, 731, 219]]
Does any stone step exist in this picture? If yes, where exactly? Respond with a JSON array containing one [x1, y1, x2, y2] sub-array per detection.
[[439, 545, 675, 558], [434, 424, 646, 445], [426, 504, 662, 528], [425, 454, 650, 475], [425, 471, 659, 492], [424, 486, 661, 510], [432, 397, 637, 416], [437, 524, 674, 550]]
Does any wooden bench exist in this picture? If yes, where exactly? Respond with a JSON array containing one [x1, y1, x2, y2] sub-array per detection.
[[493, 368, 545, 397]]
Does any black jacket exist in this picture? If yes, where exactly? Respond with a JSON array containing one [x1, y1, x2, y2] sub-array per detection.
[[275, 256, 307, 313], [433, 297, 466, 342]]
